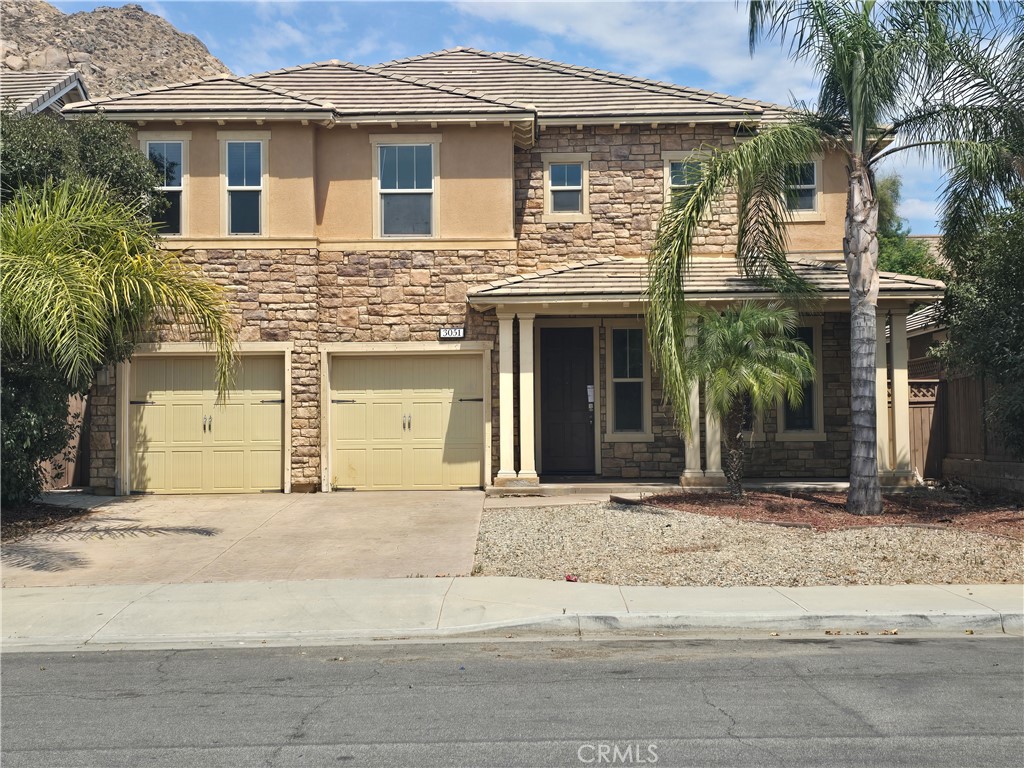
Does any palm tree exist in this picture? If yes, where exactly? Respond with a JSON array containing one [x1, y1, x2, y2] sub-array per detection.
[[649, 1, 1022, 514], [687, 302, 816, 497], [1, 177, 236, 394]]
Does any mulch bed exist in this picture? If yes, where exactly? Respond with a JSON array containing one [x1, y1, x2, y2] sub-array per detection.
[[1, 503, 93, 543], [645, 486, 1024, 540]]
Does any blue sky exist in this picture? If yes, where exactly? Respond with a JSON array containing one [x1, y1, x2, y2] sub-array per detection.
[[54, 0, 945, 233]]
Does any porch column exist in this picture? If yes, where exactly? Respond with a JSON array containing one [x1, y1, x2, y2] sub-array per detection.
[[680, 318, 704, 486], [889, 308, 914, 484], [517, 313, 539, 482], [495, 312, 517, 484], [875, 312, 892, 475], [704, 387, 726, 486]]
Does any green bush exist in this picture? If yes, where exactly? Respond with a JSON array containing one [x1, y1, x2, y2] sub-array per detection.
[[1, 359, 80, 506]]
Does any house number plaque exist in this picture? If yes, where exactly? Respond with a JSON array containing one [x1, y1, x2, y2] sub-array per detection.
[[438, 327, 465, 339]]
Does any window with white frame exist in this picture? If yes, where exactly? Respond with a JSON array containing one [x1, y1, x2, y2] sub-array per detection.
[[779, 324, 825, 439], [147, 141, 183, 235], [610, 327, 647, 434], [785, 161, 817, 212], [549, 162, 583, 213], [379, 144, 434, 236], [668, 158, 701, 198], [226, 140, 263, 235]]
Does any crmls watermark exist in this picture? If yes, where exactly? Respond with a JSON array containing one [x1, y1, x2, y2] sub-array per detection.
[[577, 743, 659, 764]]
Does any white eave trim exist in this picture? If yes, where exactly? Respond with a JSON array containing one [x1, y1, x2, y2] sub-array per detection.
[[539, 114, 763, 127], [468, 289, 945, 308]]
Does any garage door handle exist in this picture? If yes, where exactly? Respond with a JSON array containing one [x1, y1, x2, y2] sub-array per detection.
[[458, 397, 483, 402], [332, 399, 356, 404], [260, 399, 285, 404], [202, 416, 207, 433], [130, 400, 156, 405]]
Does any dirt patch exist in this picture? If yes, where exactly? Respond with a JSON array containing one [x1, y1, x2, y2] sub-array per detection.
[[1, 503, 93, 543], [645, 487, 1024, 540]]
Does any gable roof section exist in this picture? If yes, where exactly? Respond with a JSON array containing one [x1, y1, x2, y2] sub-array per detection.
[[1, 69, 88, 115], [62, 74, 335, 118], [469, 258, 945, 305], [247, 60, 532, 119], [374, 47, 790, 123]]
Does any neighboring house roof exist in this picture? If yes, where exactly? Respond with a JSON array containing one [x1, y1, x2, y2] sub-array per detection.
[[373, 47, 791, 123], [61, 75, 336, 118], [906, 303, 944, 335], [1, 69, 88, 115], [469, 258, 946, 305]]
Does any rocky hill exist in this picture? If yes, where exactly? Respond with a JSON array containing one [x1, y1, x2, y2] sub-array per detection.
[[0, 0, 230, 97]]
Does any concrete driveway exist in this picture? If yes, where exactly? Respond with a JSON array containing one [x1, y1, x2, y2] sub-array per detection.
[[1, 491, 483, 588]]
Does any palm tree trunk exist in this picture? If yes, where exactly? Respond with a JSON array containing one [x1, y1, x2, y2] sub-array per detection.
[[844, 156, 883, 515], [723, 401, 747, 498]]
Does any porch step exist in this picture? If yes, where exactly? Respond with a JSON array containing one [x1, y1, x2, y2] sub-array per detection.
[[485, 482, 679, 498]]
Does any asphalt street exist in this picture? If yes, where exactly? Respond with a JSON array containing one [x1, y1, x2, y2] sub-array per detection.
[[2, 637, 1021, 767]]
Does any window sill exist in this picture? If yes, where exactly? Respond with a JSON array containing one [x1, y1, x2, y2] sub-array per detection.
[[604, 432, 655, 443], [787, 211, 826, 223], [543, 213, 592, 224], [775, 431, 827, 442]]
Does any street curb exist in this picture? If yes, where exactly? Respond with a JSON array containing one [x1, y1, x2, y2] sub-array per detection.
[[4, 611, 1017, 653]]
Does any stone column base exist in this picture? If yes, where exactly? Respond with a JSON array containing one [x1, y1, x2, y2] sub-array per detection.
[[703, 470, 728, 487], [678, 470, 707, 488], [493, 474, 540, 488]]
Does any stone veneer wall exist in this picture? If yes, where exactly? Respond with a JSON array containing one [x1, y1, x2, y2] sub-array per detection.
[[89, 247, 515, 493], [515, 124, 739, 264], [745, 312, 853, 478]]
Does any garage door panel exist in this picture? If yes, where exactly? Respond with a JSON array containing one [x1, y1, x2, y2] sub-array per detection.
[[250, 450, 283, 490], [334, 449, 366, 487], [132, 358, 168, 400], [371, 448, 404, 487], [448, 401, 482, 443], [210, 403, 245, 443], [132, 449, 166, 491], [242, 356, 284, 395], [171, 358, 211, 396], [170, 451, 203, 491], [333, 402, 367, 442], [132, 404, 167, 444], [210, 450, 244, 491], [411, 400, 444, 441], [170, 404, 204, 443], [412, 447, 444, 487], [370, 402, 403, 441], [249, 403, 284, 443], [445, 447, 483, 487]]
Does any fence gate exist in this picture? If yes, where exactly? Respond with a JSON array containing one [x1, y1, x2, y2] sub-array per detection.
[[909, 379, 945, 479]]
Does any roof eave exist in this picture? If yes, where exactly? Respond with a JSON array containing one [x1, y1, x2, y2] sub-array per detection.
[[62, 109, 336, 122], [538, 114, 762, 127]]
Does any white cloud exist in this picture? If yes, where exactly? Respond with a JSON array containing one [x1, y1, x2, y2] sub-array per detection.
[[451, 0, 818, 104]]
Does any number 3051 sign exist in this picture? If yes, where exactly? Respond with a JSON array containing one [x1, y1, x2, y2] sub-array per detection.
[[438, 327, 465, 339]]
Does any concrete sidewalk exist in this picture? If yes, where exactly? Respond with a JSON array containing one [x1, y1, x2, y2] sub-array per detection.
[[3, 578, 1021, 651]]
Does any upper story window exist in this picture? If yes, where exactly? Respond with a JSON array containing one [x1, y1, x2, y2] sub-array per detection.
[[226, 140, 263, 235], [542, 152, 591, 223], [669, 159, 701, 197], [785, 161, 818, 212], [147, 140, 183, 235], [379, 144, 434, 236]]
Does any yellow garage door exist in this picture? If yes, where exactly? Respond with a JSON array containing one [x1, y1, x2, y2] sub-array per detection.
[[130, 356, 284, 493], [331, 355, 484, 490]]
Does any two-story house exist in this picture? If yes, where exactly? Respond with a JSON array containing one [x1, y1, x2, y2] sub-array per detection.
[[63, 48, 943, 495]]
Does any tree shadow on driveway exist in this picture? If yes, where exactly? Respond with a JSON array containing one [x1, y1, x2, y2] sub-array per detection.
[[1, 517, 219, 573]]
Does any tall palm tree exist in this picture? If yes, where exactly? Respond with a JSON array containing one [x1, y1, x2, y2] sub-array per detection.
[[649, 1, 1022, 514], [1, 177, 236, 393], [687, 302, 816, 497]]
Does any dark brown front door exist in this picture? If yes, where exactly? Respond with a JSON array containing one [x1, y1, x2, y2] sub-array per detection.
[[540, 327, 595, 474]]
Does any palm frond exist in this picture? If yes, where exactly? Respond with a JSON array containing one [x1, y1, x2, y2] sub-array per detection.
[[1, 178, 236, 394]]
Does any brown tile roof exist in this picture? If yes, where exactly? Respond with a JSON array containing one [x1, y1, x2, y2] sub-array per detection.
[[246, 60, 533, 118], [374, 47, 791, 122], [1, 69, 88, 115], [62, 74, 335, 116], [469, 257, 946, 303]]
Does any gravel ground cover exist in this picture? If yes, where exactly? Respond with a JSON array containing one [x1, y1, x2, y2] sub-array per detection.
[[474, 501, 1023, 587]]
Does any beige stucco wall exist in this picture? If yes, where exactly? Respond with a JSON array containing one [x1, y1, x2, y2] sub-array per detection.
[[135, 121, 514, 243], [315, 123, 514, 241], [786, 149, 847, 254]]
